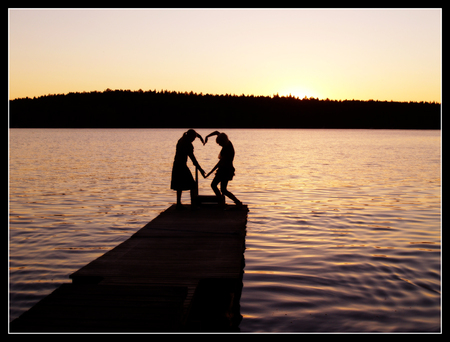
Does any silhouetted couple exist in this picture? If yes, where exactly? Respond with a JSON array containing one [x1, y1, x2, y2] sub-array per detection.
[[170, 129, 242, 210]]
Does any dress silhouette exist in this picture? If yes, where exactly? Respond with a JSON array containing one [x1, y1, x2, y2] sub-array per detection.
[[171, 129, 205, 209], [205, 131, 242, 207]]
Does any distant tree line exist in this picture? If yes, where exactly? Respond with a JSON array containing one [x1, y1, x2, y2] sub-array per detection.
[[9, 88, 441, 129]]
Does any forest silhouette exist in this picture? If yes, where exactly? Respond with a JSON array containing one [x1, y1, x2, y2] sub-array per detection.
[[9, 89, 440, 129]]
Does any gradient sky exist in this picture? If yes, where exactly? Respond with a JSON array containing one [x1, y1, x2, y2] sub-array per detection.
[[8, 8, 441, 102]]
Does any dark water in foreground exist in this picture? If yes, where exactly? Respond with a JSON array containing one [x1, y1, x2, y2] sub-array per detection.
[[9, 129, 441, 332]]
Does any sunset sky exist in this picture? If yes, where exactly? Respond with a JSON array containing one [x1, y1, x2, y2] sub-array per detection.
[[8, 8, 441, 102]]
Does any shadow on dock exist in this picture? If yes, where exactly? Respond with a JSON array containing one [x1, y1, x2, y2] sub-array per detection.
[[10, 204, 248, 333]]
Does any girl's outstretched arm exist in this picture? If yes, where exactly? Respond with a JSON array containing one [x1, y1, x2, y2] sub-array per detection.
[[196, 132, 205, 145], [205, 161, 220, 178], [204, 131, 220, 144]]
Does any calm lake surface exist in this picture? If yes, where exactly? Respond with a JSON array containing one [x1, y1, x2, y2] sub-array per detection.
[[9, 128, 441, 332]]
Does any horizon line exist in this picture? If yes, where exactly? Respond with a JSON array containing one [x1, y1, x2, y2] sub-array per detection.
[[9, 88, 441, 105]]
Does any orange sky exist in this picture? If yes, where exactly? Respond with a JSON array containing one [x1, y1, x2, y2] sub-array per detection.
[[8, 8, 441, 102]]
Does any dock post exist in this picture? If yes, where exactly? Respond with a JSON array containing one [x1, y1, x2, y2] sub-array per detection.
[[194, 167, 223, 205], [192, 166, 199, 206]]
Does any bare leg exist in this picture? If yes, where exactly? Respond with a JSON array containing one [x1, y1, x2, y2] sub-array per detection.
[[221, 179, 242, 205], [211, 175, 225, 205], [176, 190, 185, 209]]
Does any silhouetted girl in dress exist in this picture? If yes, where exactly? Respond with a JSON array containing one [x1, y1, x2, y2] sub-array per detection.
[[171, 129, 205, 209]]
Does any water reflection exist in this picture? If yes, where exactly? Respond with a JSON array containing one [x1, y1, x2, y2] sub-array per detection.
[[9, 129, 440, 332]]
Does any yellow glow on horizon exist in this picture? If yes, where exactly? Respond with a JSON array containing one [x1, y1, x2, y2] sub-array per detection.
[[278, 86, 323, 100], [8, 9, 442, 103]]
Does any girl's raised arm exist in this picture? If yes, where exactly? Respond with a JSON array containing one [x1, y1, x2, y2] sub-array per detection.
[[204, 131, 220, 144]]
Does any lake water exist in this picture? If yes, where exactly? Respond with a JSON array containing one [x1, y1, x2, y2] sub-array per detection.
[[9, 128, 441, 332]]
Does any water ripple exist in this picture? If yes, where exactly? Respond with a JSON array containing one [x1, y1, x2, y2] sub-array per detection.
[[9, 129, 440, 332]]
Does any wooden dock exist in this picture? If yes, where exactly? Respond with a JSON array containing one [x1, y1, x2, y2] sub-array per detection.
[[10, 204, 248, 332]]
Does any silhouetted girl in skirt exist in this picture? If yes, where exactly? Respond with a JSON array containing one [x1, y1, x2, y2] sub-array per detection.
[[171, 129, 205, 209]]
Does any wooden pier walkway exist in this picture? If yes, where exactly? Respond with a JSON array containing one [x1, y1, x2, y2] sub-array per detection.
[[10, 204, 248, 332]]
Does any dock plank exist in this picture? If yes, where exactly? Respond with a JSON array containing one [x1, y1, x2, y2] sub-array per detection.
[[10, 204, 248, 332], [10, 284, 187, 332]]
